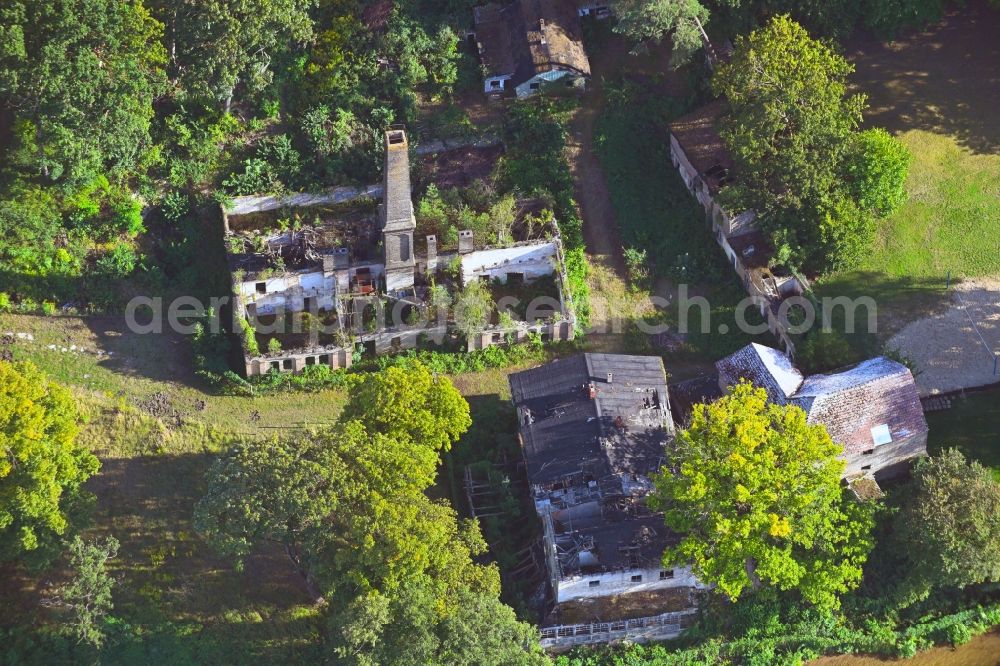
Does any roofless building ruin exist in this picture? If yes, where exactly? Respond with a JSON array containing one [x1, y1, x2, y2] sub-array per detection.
[[223, 128, 577, 376]]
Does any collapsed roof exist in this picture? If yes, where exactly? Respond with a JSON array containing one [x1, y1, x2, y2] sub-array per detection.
[[474, 0, 591, 84], [668, 98, 733, 195], [553, 512, 677, 577], [509, 354, 674, 487]]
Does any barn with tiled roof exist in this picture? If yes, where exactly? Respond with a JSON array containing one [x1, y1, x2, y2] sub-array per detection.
[[716, 344, 929, 479]]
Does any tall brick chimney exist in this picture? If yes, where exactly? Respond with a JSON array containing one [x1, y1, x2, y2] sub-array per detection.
[[381, 128, 416, 292]]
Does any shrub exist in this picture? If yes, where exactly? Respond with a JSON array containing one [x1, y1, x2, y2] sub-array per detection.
[[160, 191, 190, 222], [239, 318, 260, 356], [96, 243, 138, 277], [845, 128, 912, 218], [795, 330, 859, 374], [944, 621, 972, 647], [623, 246, 650, 288]]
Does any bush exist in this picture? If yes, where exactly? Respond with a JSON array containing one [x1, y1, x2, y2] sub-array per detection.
[[160, 190, 191, 222], [845, 128, 912, 218], [238, 318, 259, 356], [795, 330, 859, 374], [96, 243, 139, 277], [945, 621, 973, 646]]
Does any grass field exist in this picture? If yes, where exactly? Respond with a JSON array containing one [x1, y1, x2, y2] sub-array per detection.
[[0, 312, 345, 659], [860, 130, 1000, 279], [813, 4, 1000, 364], [832, 3, 1000, 283], [927, 386, 1000, 481]]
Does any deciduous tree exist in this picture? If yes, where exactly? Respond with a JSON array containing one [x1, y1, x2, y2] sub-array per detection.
[[0, 361, 99, 564], [338, 362, 471, 453], [893, 449, 1000, 598], [193, 365, 545, 659], [845, 127, 912, 218], [612, 0, 712, 64], [652, 381, 874, 609], [0, 0, 167, 185], [330, 583, 548, 666], [164, 0, 315, 110], [50, 535, 120, 647], [453, 281, 496, 347], [712, 16, 870, 270]]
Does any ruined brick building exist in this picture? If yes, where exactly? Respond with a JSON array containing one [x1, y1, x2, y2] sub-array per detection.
[[509, 354, 708, 648], [669, 100, 808, 356], [224, 128, 576, 376]]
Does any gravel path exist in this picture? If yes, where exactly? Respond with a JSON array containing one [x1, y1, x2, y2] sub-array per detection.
[[889, 277, 1000, 395]]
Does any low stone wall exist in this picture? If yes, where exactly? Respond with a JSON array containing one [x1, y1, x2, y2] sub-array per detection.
[[222, 184, 382, 227], [539, 608, 698, 651], [243, 324, 450, 376], [467, 320, 574, 351], [245, 346, 353, 376]]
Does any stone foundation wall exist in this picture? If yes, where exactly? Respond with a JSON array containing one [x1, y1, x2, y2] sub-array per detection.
[[245, 346, 353, 376], [466, 320, 574, 351]]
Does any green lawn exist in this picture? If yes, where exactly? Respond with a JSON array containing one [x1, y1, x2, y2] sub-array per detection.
[[810, 4, 1000, 362], [861, 130, 1000, 279], [927, 386, 1000, 481]]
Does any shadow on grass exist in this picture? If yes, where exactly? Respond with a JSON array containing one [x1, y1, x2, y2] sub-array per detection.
[[3, 450, 320, 663], [927, 385, 1000, 480], [81, 313, 207, 388], [89, 453, 313, 615], [846, 0, 1000, 155], [814, 271, 951, 344]]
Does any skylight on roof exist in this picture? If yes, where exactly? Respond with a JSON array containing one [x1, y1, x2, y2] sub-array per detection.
[[871, 424, 892, 446]]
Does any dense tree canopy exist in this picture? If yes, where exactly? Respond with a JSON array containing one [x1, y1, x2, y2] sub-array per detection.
[[0, 0, 468, 308], [893, 449, 1000, 599], [0, 361, 98, 564], [330, 582, 549, 666], [712, 15, 915, 271], [338, 362, 471, 453], [713, 15, 875, 270], [612, 0, 712, 63], [0, 0, 167, 186], [195, 364, 543, 662], [652, 381, 874, 609], [160, 0, 316, 108]]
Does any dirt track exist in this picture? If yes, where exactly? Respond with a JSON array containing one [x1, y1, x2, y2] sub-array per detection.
[[889, 277, 1000, 395]]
